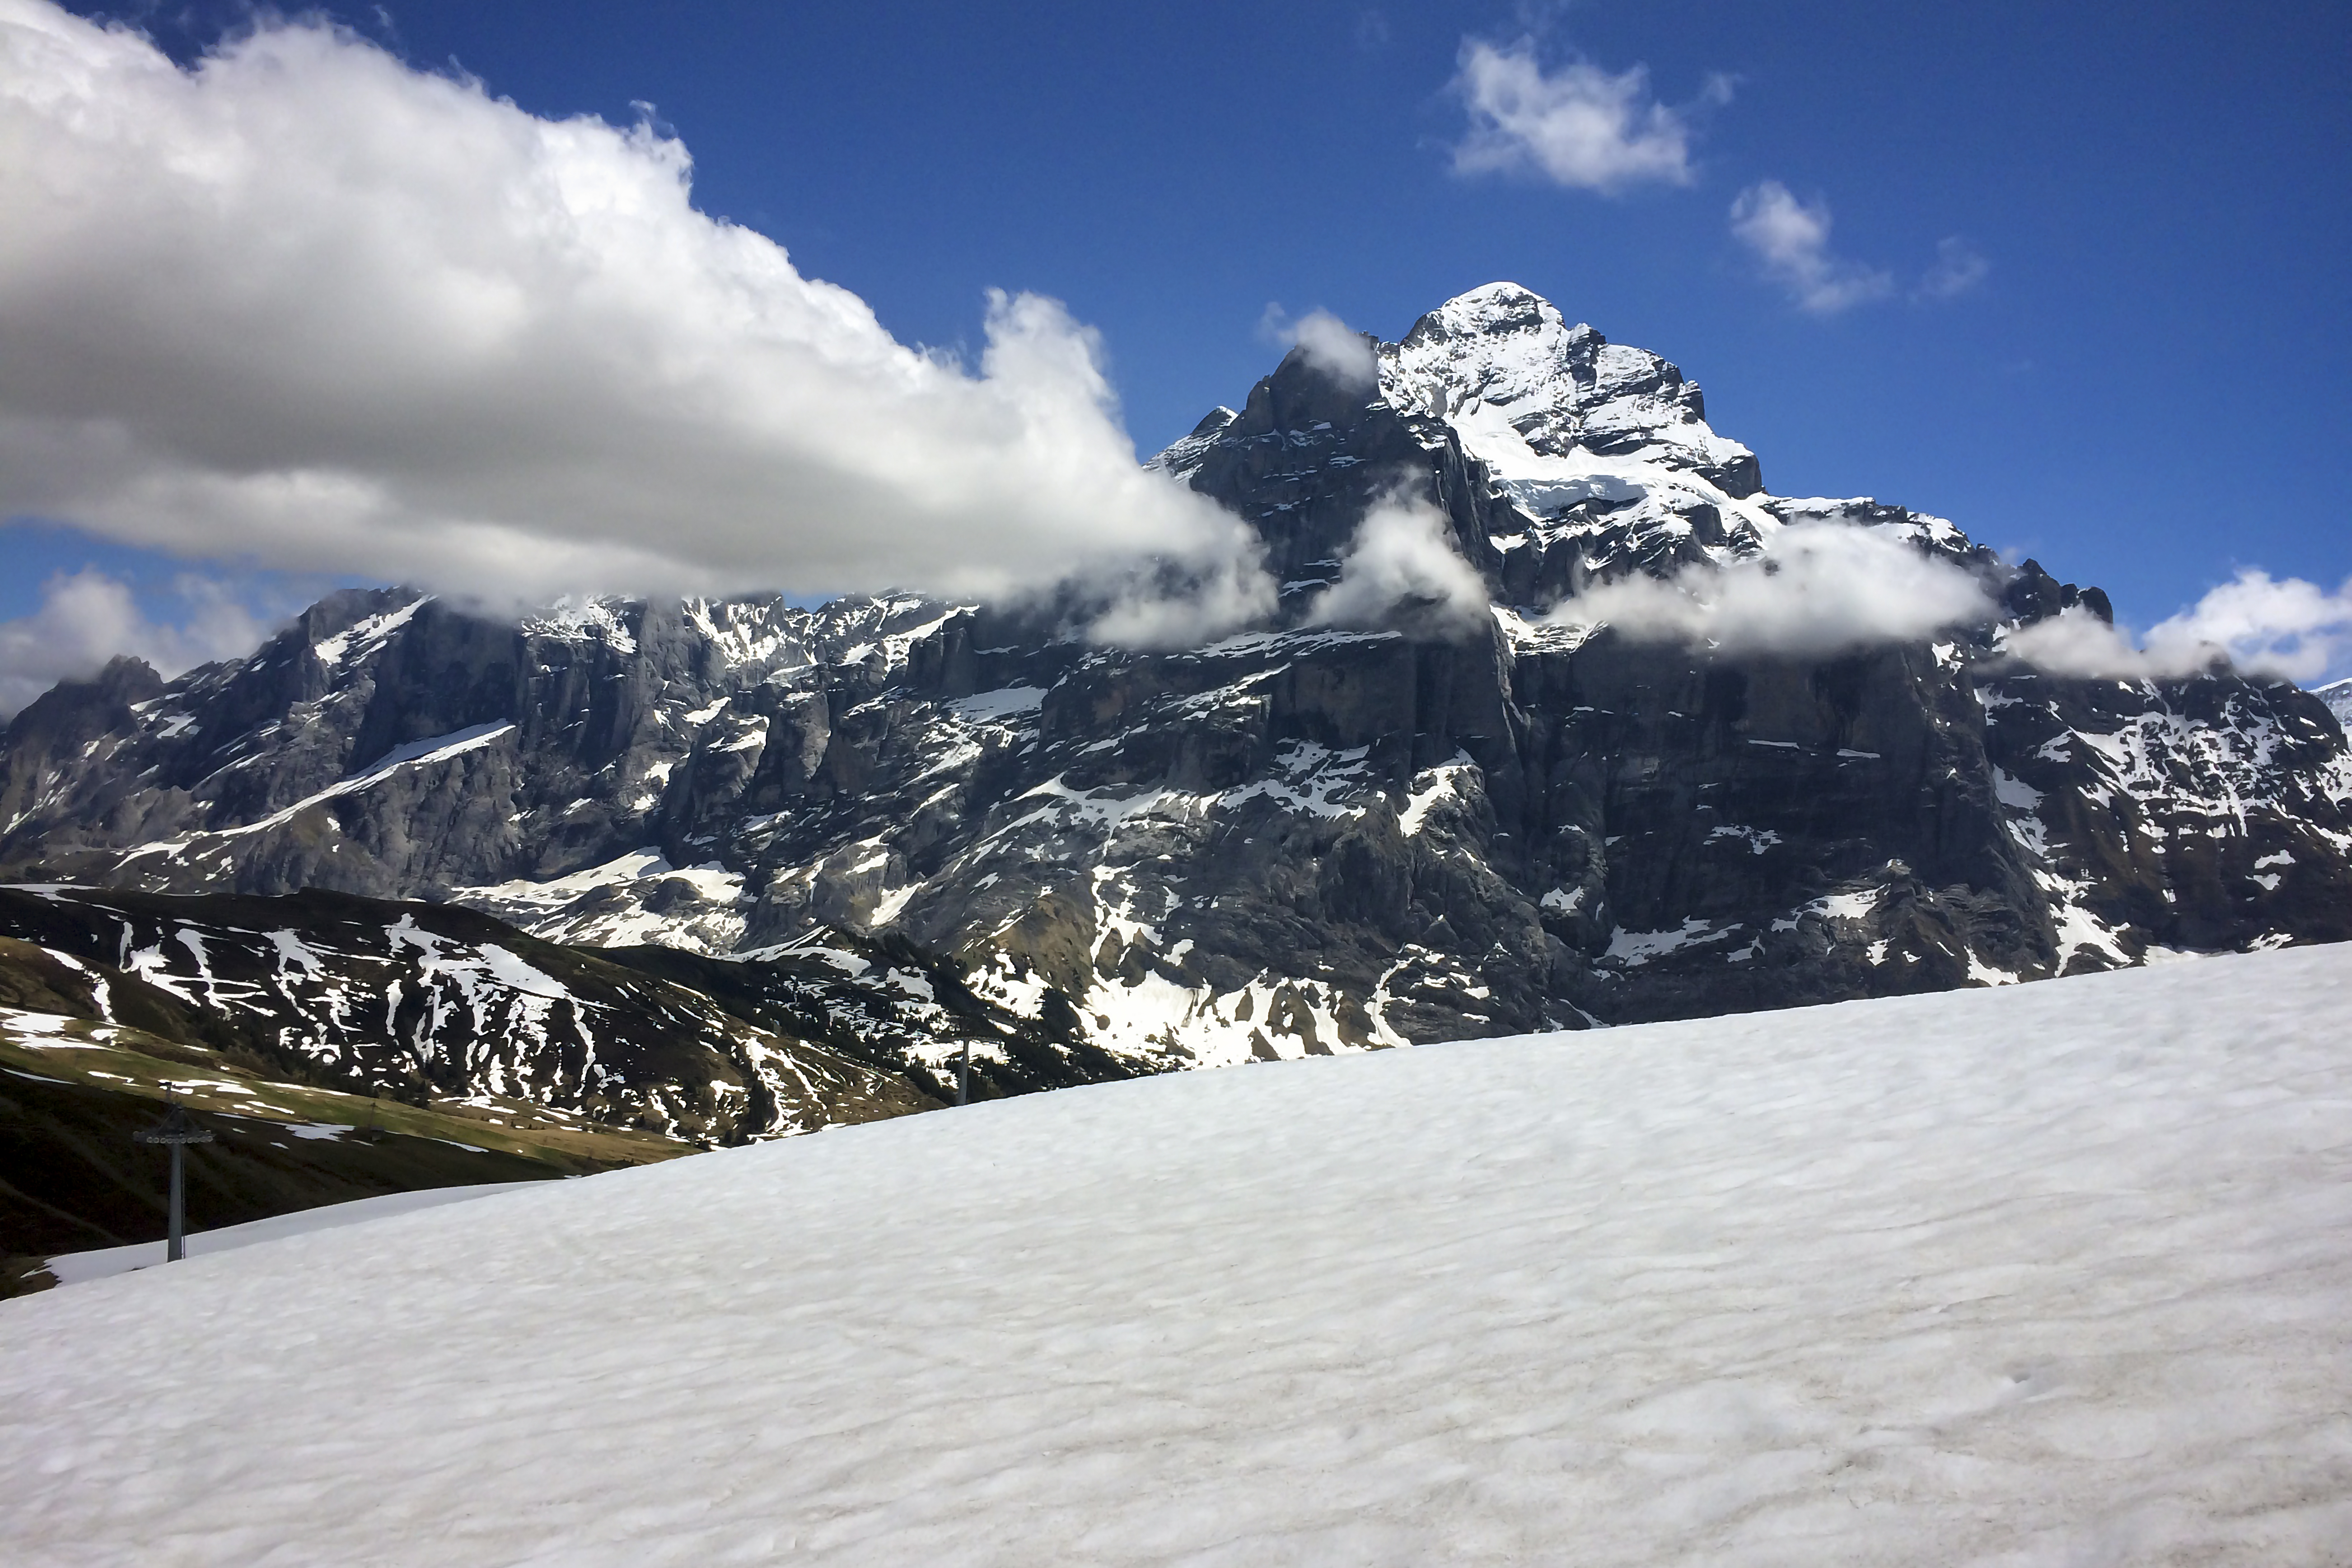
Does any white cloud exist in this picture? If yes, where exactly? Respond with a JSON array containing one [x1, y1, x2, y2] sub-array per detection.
[[2006, 570, 2352, 684], [1259, 306, 1378, 391], [1085, 551, 1281, 651], [1307, 495, 1491, 632], [0, 1, 1267, 623], [1538, 531, 2352, 686], [1450, 38, 1717, 194], [1917, 236, 1990, 300], [1728, 182, 1895, 315], [1732, 186, 1989, 315], [0, 568, 271, 716], [2001, 608, 2159, 679], [1546, 523, 1996, 656]]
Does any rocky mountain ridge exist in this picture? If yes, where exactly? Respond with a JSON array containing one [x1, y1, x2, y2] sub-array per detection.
[[0, 883, 1128, 1147], [5, 282, 2348, 1086]]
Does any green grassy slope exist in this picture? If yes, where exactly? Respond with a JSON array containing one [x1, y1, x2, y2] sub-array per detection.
[[0, 1010, 691, 1296]]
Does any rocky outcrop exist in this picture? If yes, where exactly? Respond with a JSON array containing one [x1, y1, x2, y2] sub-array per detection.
[[5, 283, 2347, 1080]]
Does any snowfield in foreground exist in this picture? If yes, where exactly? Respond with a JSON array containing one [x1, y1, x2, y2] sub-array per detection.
[[38, 1184, 532, 1288], [8, 948, 2352, 1565]]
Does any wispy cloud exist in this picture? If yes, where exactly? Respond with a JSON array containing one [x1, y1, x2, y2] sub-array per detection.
[[2007, 570, 2352, 683], [0, 568, 272, 717], [1727, 182, 1895, 315], [1917, 237, 1990, 301], [1732, 183, 1991, 315], [1258, 305, 1378, 390], [1082, 552, 1281, 652], [0, 1, 1269, 633], [1450, 37, 1726, 194]]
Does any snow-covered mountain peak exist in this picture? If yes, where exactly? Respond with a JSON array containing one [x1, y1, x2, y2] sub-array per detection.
[[1382, 283, 1591, 419], [2315, 677, 2352, 734], [1395, 279, 1584, 354], [1379, 283, 1761, 503]]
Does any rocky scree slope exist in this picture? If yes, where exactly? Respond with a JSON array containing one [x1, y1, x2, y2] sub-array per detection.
[[4, 283, 2348, 1080]]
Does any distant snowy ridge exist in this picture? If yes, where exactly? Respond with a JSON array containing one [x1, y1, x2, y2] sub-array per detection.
[[2315, 676, 2352, 733], [5, 943, 2349, 1564]]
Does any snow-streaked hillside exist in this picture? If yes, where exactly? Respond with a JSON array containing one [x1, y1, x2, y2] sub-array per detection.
[[6, 945, 2352, 1565]]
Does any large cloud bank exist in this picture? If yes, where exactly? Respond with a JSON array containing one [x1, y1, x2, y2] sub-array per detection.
[[0, 0, 1258, 615]]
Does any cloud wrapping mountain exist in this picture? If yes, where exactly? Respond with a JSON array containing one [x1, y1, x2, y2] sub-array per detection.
[[1287, 311, 1380, 392], [1307, 494, 1491, 631], [1078, 551, 1281, 651], [1547, 523, 1997, 656], [2007, 569, 2352, 683], [0, 0, 1257, 613]]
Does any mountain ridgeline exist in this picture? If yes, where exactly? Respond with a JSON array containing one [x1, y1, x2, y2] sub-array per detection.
[[5, 283, 2348, 1117]]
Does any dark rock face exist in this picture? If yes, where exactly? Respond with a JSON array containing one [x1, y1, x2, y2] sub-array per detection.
[[5, 282, 2348, 1092]]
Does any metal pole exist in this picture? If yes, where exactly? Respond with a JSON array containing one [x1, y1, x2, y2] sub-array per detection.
[[137, 1092, 214, 1265], [168, 1144, 187, 1263], [957, 1039, 970, 1106]]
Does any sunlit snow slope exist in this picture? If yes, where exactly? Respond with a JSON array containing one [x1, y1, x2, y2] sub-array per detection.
[[6, 944, 2351, 1565]]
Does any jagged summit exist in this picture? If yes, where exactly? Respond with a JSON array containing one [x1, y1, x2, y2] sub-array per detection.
[[1410, 278, 1560, 327], [1157, 284, 1802, 613], [1154, 281, 1811, 627], [1379, 283, 1762, 500]]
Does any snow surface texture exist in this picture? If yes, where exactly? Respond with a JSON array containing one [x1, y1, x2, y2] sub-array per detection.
[[6, 946, 2352, 1565], [41, 1184, 531, 1286]]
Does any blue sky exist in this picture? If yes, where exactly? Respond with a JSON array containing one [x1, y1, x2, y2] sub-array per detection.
[[3, 0, 2347, 697]]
